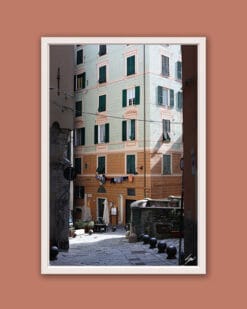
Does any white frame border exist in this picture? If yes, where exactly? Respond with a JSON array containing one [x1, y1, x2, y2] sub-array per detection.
[[41, 37, 206, 275]]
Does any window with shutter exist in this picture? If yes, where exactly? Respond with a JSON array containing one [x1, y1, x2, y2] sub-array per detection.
[[127, 155, 136, 174], [99, 45, 107, 56], [163, 154, 171, 175], [98, 95, 106, 112], [170, 89, 174, 108], [162, 120, 171, 142], [162, 55, 169, 76], [176, 61, 182, 80], [124, 86, 140, 106], [96, 124, 109, 143], [127, 55, 135, 76], [74, 158, 81, 174], [177, 92, 183, 109], [76, 72, 86, 90], [97, 156, 105, 174], [77, 49, 83, 65], [99, 65, 106, 83], [75, 101, 82, 117]]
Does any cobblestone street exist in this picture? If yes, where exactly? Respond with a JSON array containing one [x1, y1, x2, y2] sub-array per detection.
[[50, 228, 183, 266]]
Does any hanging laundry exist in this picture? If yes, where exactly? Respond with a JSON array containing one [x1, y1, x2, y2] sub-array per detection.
[[128, 174, 134, 183]]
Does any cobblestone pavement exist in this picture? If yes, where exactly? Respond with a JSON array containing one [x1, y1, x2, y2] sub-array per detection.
[[50, 228, 184, 266]]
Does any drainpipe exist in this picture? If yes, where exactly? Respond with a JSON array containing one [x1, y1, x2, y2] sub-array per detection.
[[143, 44, 147, 198]]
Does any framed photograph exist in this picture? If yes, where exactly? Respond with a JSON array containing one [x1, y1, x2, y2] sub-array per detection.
[[41, 37, 206, 275]]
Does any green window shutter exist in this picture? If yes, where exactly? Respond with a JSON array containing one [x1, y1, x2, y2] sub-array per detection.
[[74, 75, 76, 91], [163, 155, 171, 174], [99, 95, 106, 112], [77, 50, 83, 65], [98, 156, 105, 174], [177, 92, 183, 109], [131, 119, 135, 140], [127, 155, 135, 174], [122, 121, 127, 141], [127, 55, 135, 75], [99, 66, 106, 83], [134, 86, 140, 105], [105, 123, 109, 143], [176, 61, 182, 80], [75, 101, 82, 117], [94, 125, 98, 144], [170, 89, 174, 108], [81, 127, 85, 145], [122, 89, 127, 107], [158, 86, 163, 105]]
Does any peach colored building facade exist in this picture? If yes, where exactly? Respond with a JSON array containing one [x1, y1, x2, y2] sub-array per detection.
[[73, 44, 183, 225]]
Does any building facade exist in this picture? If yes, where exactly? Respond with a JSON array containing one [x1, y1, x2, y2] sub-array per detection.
[[73, 44, 183, 225]]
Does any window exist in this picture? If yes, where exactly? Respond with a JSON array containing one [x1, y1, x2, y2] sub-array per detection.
[[74, 186, 84, 199], [97, 156, 105, 174], [94, 123, 110, 144], [74, 128, 85, 146], [75, 101, 82, 117], [177, 92, 183, 109], [176, 61, 182, 80], [77, 49, 83, 65], [99, 65, 106, 83], [157, 86, 174, 108], [74, 157, 81, 174], [127, 55, 135, 76], [98, 95, 106, 112], [99, 45, 107, 56], [163, 154, 171, 175], [127, 188, 135, 196], [122, 86, 140, 107], [126, 155, 136, 174], [161, 55, 169, 76], [74, 72, 86, 90], [122, 119, 136, 141], [162, 119, 171, 142]]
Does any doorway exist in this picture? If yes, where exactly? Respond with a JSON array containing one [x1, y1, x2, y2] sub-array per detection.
[[125, 199, 136, 224], [97, 198, 106, 219]]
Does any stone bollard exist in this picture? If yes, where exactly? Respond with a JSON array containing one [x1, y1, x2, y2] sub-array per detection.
[[166, 245, 177, 259], [149, 237, 157, 249], [143, 234, 150, 245], [157, 241, 167, 253]]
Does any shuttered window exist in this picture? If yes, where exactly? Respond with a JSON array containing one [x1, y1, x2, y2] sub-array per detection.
[[127, 155, 136, 174], [158, 86, 174, 108], [76, 72, 86, 90], [99, 45, 107, 56], [162, 55, 169, 76], [177, 92, 183, 109], [97, 156, 105, 174], [99, 65, 106, 83], [163, 154, 171, 175], [176, 61, 182, 80], [77, 49, 83, 65], [74, 158, 81, 174], [75, 101, 82, 117], [162, 119, 171, 142], [98, 95, 106, 112], [127, 55, 135, 75], [94, 124, 110, 144], [122, 86, 140, 107], [122, 119, 136, 141], [75, 128, 85, 146]]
